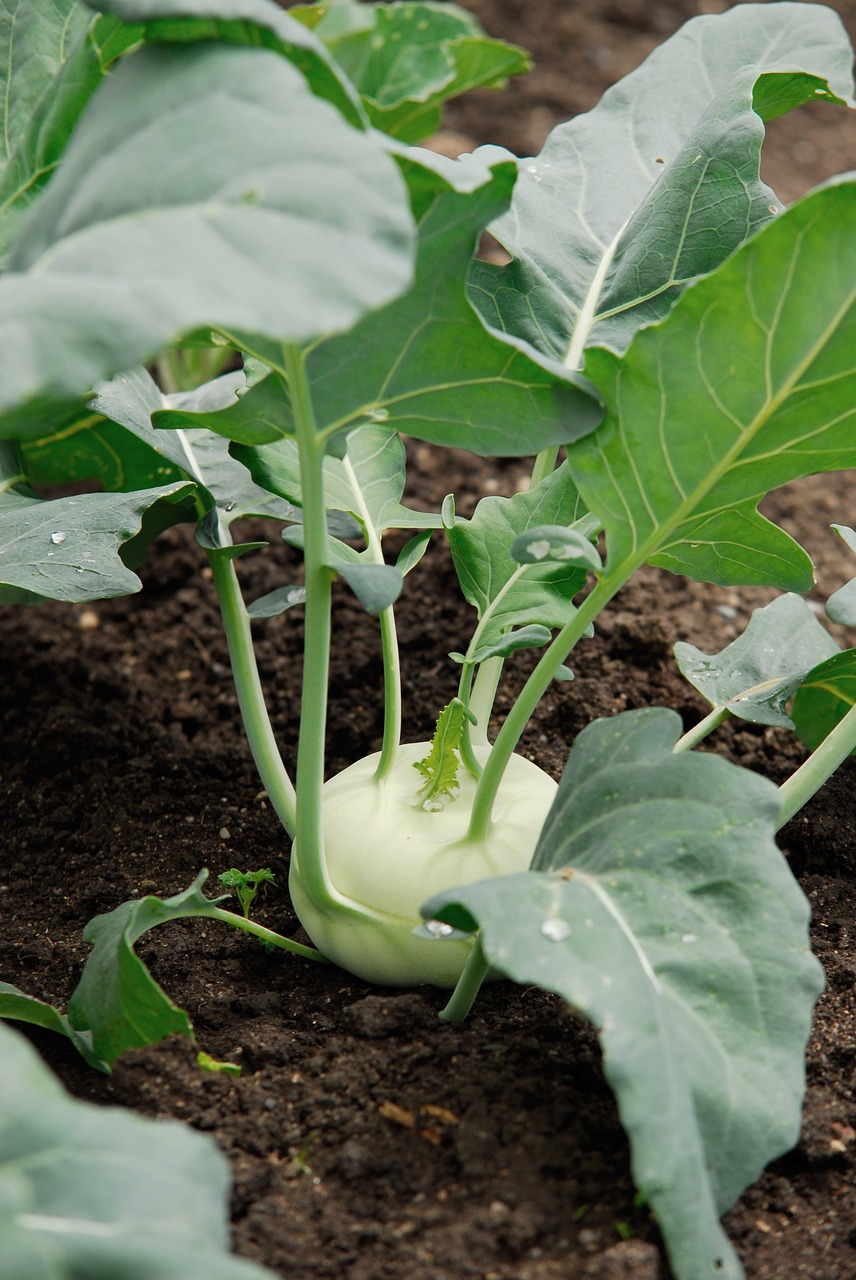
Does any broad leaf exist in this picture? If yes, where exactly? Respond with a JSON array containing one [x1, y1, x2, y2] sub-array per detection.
[[826, 524, 856, 625], [91, 367, 298, 545], [0, 1022, 274, 1278], [236, 425, 440, 534], [568, 179, 856, 592], [791, 648, 856, 752], [231, 151, 601, 455], [0, 4, 137, 259], [447, 463, 591, 652], [88, 0, 362, 123], [469, 2, 854, 360], [425, 708, 823, 1280], [0, 982, 106, 1072], [310, 0, 529, 142], [66, 872, 230, 1066], [0, 38, 414, 427], [0, 481, 195, 604], [281, 521, 403, 613], [674, 593, 839, 728], [246, 584, 306, 618]]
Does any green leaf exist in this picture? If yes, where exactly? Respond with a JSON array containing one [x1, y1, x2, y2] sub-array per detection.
[[0, 5, 137, 260], [674, 593, 839, 728], [0, 38, 414, 427], [246, 584, 306, 618], [0, 481, 195, 604], [0, 982, 106, 1072], [425, 708, 823, 1280], [337, 562, 403, 613], [448, 463, 591, 651], [314, 1, 529, 143], [240, 151, 600, 456], [0, 1021, 275, 1278], [413, 697, 474, 810], [395, 528, 433, 576], [509, 524, 602, 572], [90, 367, 298, 545], [153, 368, 293, 447], [469, 2, 854, 360], [89, 0, 362, 124], [791, 648, 856, 752], [826, 524, 856, 625], [568, 179, 856, 592], [67, 871, 231, 1067], [465, 623, 552, 663]]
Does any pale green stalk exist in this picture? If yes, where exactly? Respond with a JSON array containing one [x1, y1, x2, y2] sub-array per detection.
[[673, 706, 732, 752], [206, 905, 328, 961], [439, 936, 490, 1023], [340, 453, 401, 781], [207, 550, 297, 837], [468, 656, 503, 746], [285, 344, 338, 907], [777, 700, 856, 830]]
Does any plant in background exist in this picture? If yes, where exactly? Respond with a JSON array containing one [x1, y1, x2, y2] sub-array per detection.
[[1, 1, 855, 1277]]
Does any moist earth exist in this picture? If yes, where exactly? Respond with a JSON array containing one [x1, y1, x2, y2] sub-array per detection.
[[2, 2, 855, 1278]]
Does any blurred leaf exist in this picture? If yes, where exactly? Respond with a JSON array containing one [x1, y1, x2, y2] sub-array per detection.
[[0, 1021, 275, 1278], [0, 982, 106, 1072], [0, 39, 414, 429]]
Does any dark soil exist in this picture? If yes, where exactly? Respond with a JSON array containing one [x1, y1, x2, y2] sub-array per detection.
[[3, 3, 856, 1279]]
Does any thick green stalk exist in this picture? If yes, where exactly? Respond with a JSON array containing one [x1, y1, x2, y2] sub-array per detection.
[[468, 656, 503, 745], [208, 550, 297, 837], [285, 345, 338, 907], [777, 700, 856, 830], [206, 905, 328, 962]]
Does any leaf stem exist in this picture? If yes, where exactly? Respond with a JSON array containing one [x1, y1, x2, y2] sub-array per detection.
[[776, 700, 856, 830], [207, 550, 297, 837], [438, 935, 490, 1022], [285, 345, 338, 907], [468, 656, 503, 746], [673, 706, 732, 752], [206, 906, 329, 962]]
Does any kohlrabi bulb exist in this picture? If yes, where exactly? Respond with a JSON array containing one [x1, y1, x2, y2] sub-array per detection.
[[289, 743, 557, 987]]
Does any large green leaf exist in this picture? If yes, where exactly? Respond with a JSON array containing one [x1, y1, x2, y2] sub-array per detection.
[[0, 481, 195, 603], [309, 0, 529, 142], [675, 593, 839, 728], [0, 4, 136, 260], [0, 38, 414, 428], [243, 152, 600, 455], [567, 179, 856, 592], [447, 463, 592, 653], [0, 1021, 274, 1278], [469, 2, 854, 361], [791, 648, 856, 752], [425, 708, 823, 1280], [88, 0, 362, 122]]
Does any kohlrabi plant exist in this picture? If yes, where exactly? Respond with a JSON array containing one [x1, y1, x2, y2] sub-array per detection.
[[2, 2, 856, 1278]]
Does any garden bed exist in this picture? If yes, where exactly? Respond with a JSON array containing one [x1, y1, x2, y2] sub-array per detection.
[[2, 2, 855, 1278]]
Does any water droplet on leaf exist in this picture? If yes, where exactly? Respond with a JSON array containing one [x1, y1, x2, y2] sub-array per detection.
[[50, 531, 66, 545], [424, 919, 455, 938], [541, 918, 572, 942], [681, 932, 698, 944]]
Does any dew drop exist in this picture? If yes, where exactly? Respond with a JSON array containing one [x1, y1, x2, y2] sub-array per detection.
[[681, 932, 698, 944], [541, 918, 572, 942], [75, 567, 85, 574], [50, 531, 66, 545], [424, 919, 455, 939], [224, 502, 236, 512]]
